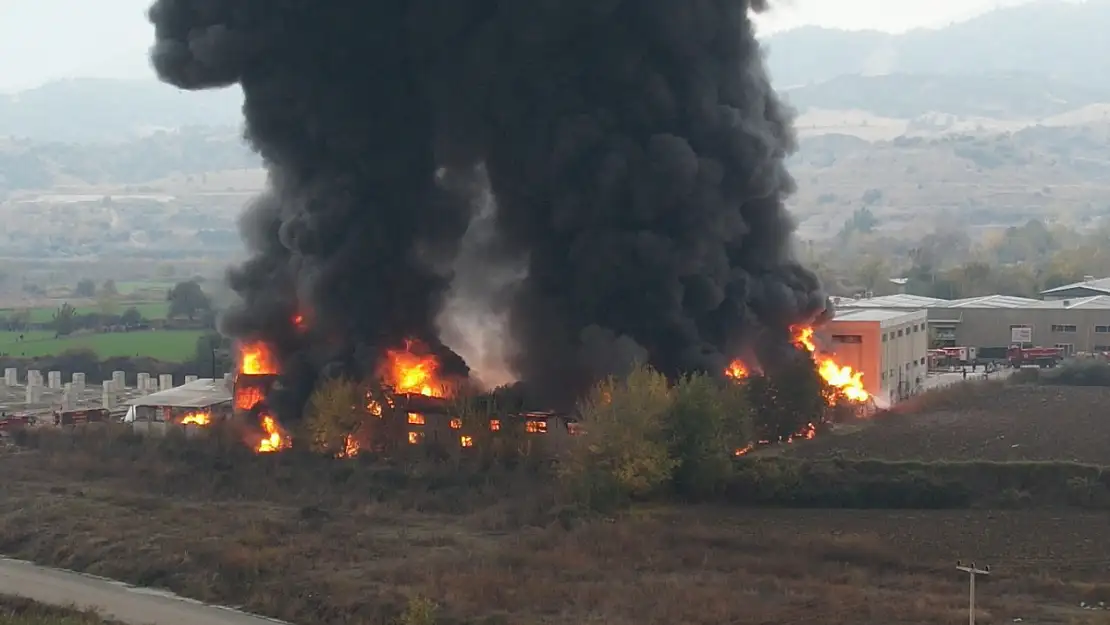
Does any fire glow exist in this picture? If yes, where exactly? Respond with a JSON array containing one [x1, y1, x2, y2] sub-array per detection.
[[239, 341, 279, 375], [180, 411, 211, 426], [382, 339, 447, 397], [255, 415, 289, 453], [726, 326, 870, 404]]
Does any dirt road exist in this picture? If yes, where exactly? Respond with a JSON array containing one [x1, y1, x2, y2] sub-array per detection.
[[0, 557, 290, 625]]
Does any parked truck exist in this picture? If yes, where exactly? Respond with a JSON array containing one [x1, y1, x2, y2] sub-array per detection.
[[1007, 345, 1064, 368]]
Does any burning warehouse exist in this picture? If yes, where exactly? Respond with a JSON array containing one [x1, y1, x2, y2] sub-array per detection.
[[148, 1, 832, 429]]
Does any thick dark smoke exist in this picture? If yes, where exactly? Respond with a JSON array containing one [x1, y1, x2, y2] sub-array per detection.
[[148, 0, 825, 414]]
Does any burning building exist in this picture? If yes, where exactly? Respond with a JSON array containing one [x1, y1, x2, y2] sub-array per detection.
[[148, 1, 828, 422], [123, 378, 233, 435]]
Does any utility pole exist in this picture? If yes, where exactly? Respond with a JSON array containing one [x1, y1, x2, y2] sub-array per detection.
[[956, 561, 990, 625]]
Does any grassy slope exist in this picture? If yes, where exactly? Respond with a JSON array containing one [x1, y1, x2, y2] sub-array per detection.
[[0, 426, 1107, 625], [0, 596, 117, 625]]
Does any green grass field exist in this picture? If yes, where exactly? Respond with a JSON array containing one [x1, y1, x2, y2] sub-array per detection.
[[0, 302, 171, 324], [0, 330, 203, 361]]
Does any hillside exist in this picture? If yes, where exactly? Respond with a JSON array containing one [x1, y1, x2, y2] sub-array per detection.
[[783, 72, 1110, 120], [0, 78, 243, 142], [764, 0, 1110, 88]]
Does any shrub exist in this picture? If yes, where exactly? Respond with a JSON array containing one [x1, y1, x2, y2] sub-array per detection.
[[302, 376, 371, 455], [1040, 359, 1110, 386], [665, 373, 752, 500], [558, 364, 677, 510]]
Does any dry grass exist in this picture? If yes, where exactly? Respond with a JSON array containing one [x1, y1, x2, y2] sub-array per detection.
[[0, 427, 1108, 625], [0, 595, 120, 624], [782, 383, 1110, 464]]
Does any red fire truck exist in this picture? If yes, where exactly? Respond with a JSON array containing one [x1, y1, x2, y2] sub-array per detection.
[[1006, 345, 1064, 368]]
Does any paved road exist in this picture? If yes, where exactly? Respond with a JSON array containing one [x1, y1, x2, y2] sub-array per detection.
[[0, 557, 291, 625]]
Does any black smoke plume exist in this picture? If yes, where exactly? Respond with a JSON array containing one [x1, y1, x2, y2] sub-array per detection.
[[148, 0, 826, 415]]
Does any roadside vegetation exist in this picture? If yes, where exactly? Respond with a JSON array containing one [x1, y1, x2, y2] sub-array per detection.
[[0, 596, 118, 625]]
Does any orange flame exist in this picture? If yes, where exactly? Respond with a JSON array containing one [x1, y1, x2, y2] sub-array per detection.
[[726, 360, 749, 379], [180, 411, 211, 426], [382, 339, 445, 397], [239, 341, 278, 375], [791, 325, 870, 404], [337, 434, 360, 458], [256, 414, 290, 453], [734, 422, 816, 456]]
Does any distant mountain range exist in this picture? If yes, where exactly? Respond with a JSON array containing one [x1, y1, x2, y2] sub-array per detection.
[[763, 0, 1110, 87], [0, 79, 243, 142], [3, 0, 1109, 142]]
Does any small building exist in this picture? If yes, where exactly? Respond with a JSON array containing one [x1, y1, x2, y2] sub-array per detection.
[[123, 377, 232, 435], [825, 308, 929, 405]]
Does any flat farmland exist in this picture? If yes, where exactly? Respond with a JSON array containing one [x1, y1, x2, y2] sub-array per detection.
[[0, 435, 1106, 625], [0, 330, 202, 361], [781, 383, 1110, 464]]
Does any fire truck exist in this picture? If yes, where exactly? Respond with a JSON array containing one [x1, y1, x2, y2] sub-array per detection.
[[1006, 345, 1064, 368], [929, 346, 978, 369]]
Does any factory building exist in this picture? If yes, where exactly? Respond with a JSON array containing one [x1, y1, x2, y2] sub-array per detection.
[[837, 292, 1110, 357], [825, 308, 929, 404]]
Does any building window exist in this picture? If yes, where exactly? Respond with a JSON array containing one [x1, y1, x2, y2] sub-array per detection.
[[459, 435, 474, 448], [449, 418, 462, 430], [1095, 326, 1110, 333], [906, 363, 911, 370], [920, 357, 926, 365], [1051, 324, 1077, 333], [407, 412, 425, 425], [881, 371, 886, 380], [526, 420, 547, 433], [408, 431, 424, 444], [489, 419, 501, 431], [897, 329, 904, 337], [1055, 343, 1075, 356], [882, 333, 888, 342]]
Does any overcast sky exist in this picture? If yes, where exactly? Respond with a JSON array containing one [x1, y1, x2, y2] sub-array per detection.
[[0, 0, 1043, 91]]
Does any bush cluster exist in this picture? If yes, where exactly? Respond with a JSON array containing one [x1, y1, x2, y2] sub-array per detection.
[[558, 359, 839, 510], [1010, 359, 1110, 386]]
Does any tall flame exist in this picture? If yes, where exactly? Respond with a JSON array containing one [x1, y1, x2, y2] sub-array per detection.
[[256, 414, 289, 453], [791, 325, 870, 404], [383, 339, 445, 397], [239, 341, 278, 375]]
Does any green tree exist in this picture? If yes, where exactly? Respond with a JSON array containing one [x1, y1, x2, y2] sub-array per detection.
[[52, 302, 77, 336], [665, 374, 753, 500], [303, 376, 371, 455], [167, 280, 212, 320], [74, 278, 96, 297], [120, 306, 144, 326], [559, 364, 677, 510]]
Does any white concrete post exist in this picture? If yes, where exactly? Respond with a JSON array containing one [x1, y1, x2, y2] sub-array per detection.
[[159, 374, 174, 391], [112, 370, 127, 390], [48, 371, 62, 389], [137, 373, 150, 392], [72, 372, 86, 393]]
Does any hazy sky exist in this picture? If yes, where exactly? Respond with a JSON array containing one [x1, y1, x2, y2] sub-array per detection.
[[0, 0, 1043, 91]]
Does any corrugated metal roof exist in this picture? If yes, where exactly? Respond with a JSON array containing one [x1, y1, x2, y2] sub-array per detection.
[[1041, 277, 1110, 295], [833, 308, 923, 323], [942, 295, 1045, 309], [125, 378, 232, 408], [1053, 295, 1110, 310], [836, 294, 949, 308]]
